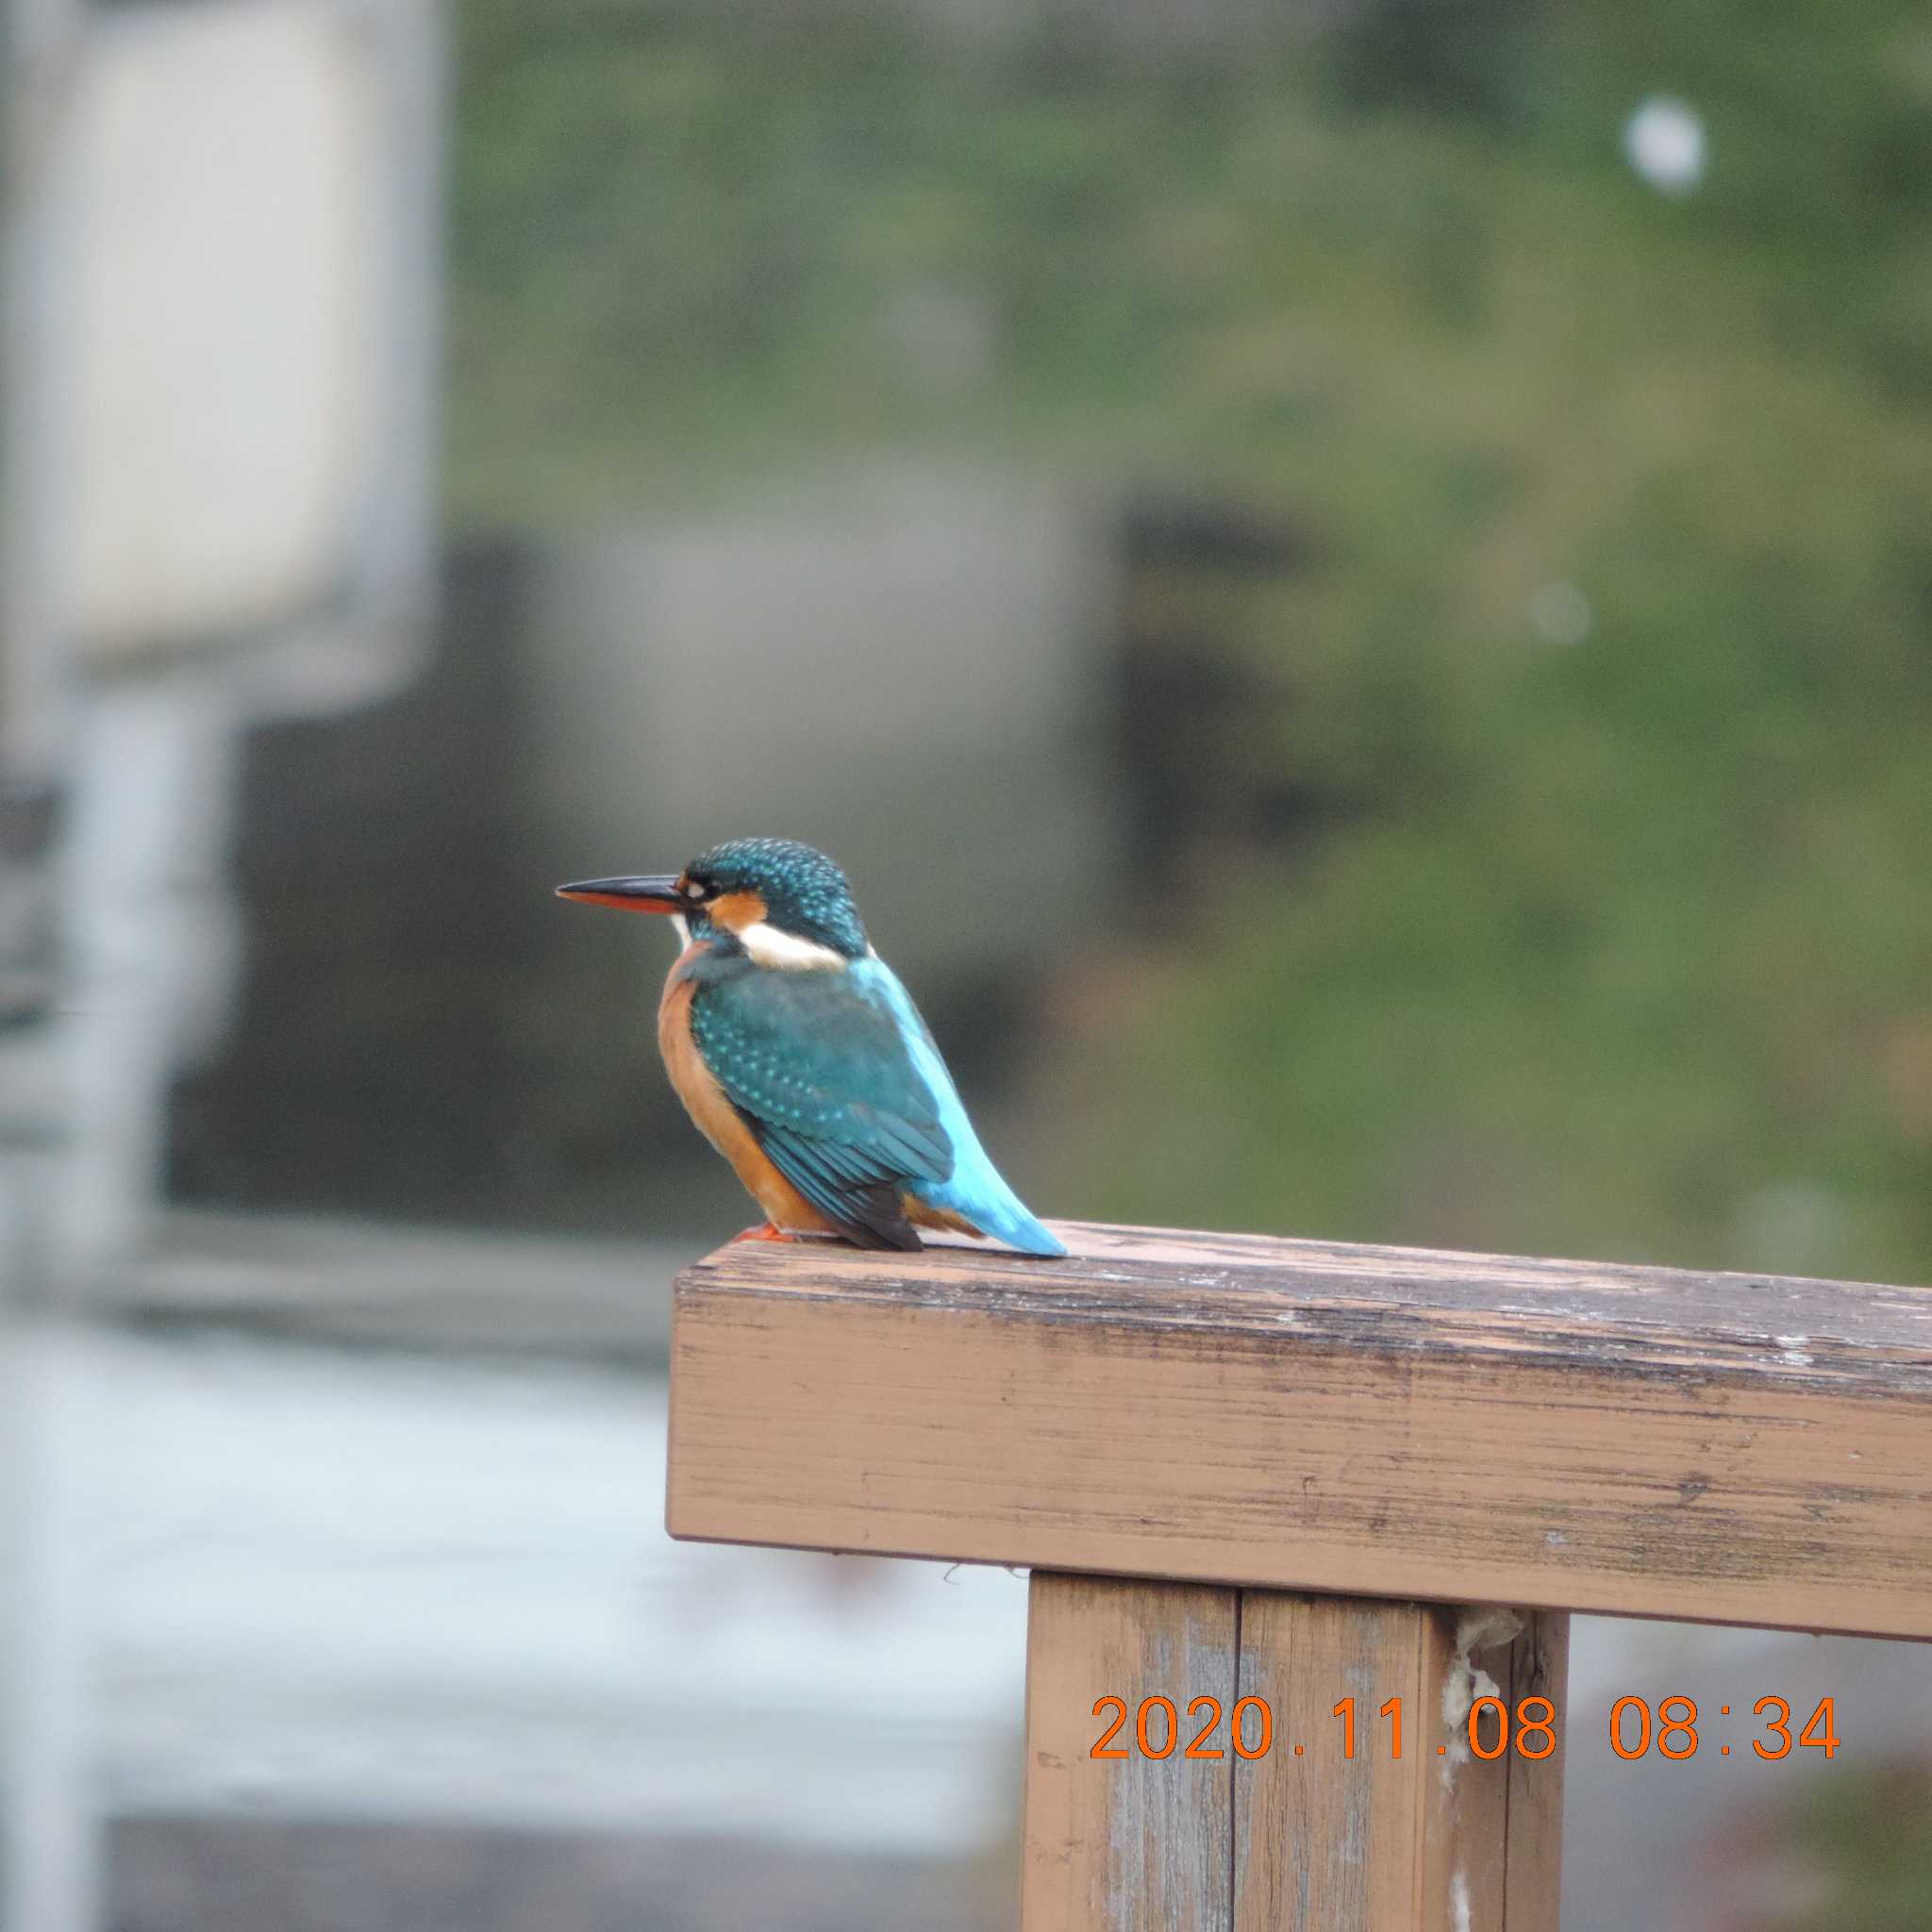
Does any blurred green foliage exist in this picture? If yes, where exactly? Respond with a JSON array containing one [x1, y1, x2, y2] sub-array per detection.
[[449, 0, 1932, 1277], [1755, 1762, 1932, 1930]]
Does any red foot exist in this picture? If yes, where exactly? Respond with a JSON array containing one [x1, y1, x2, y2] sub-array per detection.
[[730, 1222, 798, 1243]]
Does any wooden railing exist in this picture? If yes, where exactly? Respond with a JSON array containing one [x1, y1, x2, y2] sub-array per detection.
[[665, 1221, 1932, 1931]]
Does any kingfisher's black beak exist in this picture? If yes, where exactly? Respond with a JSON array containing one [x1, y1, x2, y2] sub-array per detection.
[[555, 874, 686, 914]]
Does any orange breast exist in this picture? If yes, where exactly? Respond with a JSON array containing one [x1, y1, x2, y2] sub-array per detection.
[[658, 946, 836, 1234]]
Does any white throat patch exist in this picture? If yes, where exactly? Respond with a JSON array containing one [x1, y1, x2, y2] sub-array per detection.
[[737, 921, 848, 972]]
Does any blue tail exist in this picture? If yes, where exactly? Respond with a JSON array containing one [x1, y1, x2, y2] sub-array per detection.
[[854, 958, 1067, 1257], [919, 1168, 1067, 1257]]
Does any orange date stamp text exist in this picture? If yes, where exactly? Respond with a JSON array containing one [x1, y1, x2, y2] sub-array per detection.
[[1089, 1693, 1840, 1763]]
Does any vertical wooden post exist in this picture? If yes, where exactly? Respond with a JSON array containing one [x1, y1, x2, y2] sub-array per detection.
[[1021, 1574, 1237, 1932], [1021, 1574, 1568, 1932], [1235, 1593, 1568, 1930]]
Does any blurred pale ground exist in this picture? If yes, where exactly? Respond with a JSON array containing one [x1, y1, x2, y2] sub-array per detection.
[[6, 0, 1932, 1927]]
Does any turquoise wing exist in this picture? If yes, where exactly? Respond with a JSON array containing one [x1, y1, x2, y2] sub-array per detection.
[[688, 961, 955, 1250]]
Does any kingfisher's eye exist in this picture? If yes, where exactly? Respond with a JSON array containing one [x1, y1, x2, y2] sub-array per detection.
[[684, 877, 711, 903]]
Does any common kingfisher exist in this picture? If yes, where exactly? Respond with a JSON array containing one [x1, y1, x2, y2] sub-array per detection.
[[557, 838, 1066, 1257]]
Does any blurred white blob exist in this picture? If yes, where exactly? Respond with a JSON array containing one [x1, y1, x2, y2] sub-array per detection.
[[1624, 96, 1707, 195], [54, 3, 376, 653], [1733, 1182, 1849, 1277], [1528, 580, 1591, 645]]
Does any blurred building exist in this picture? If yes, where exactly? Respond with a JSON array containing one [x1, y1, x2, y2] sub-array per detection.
[[2, 0, 441, 1279], [4, 3, 439, 1927]]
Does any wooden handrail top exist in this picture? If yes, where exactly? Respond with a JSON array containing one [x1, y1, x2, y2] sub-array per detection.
[[666, 1220, 1932, 1641]]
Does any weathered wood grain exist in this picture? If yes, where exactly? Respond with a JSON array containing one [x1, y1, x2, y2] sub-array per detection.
[[1021, 1574, 1236, 1932], [1235, 1593, 1449, 1929], [1234, 1595, 1566, 1931], [667, 1221, 1932, 1639], [1498, 1609, 1568, 1928]]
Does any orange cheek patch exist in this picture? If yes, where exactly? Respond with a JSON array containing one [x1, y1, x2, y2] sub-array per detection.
[[708, 890, 768, 933]]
